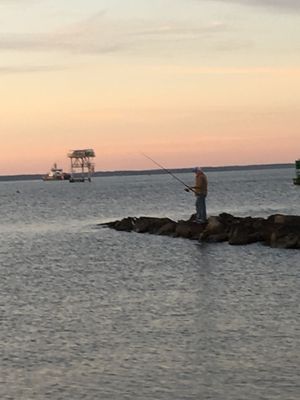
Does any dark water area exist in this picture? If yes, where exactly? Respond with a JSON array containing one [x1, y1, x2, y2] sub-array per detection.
[[0, 168, 299, 399]]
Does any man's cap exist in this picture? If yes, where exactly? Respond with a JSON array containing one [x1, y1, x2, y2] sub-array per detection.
[[193, 167, 203, 173]]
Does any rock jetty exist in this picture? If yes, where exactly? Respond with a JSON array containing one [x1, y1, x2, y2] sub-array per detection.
[[101, 213, 300, 249]]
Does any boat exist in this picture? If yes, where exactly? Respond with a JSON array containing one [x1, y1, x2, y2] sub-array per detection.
[[43, 163, 71, 181], [293, 159, 300, 185]]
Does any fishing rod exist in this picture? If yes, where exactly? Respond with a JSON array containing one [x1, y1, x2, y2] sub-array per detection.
[[141, 153, 196, 194]]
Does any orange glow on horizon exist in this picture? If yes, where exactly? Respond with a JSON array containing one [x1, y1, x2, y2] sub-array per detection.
[[1, 2, 300, 175]]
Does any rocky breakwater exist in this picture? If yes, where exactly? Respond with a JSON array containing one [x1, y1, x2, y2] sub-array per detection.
[[101, 213, 300, 249]]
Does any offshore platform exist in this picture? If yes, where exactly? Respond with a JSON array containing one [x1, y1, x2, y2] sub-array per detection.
[[68, 149, 96, 182], [293, 159, 300, 185]]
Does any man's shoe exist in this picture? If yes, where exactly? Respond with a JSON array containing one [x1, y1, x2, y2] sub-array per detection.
[[196, 219, 207, 225]]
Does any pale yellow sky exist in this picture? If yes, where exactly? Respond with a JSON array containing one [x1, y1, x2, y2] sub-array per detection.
[[0, 0, 300, 174]]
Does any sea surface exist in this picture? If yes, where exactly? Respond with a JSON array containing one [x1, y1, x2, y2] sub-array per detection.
[[0, 167, 299, 400]]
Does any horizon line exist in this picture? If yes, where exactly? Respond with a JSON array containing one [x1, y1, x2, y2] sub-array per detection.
[[0, 162, 294, 181]]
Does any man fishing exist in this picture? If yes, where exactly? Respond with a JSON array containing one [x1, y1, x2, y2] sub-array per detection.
[[142, 154, 208, 223], [190, 167, 208, 224]]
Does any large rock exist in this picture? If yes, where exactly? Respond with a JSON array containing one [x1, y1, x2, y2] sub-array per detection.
[[268, 214, 300, 227], [157, 221, 177, 236], [228, 224, 263, 245], [200, 216, 228, 242], [269, 225, 300, 249], [228, 217, 265, 245], [262, 214, 300, 248], [205, 216, 226, 235], [175, 221, 206, 240], [107, 217, 135, 231], [134, 217, 175, 234]]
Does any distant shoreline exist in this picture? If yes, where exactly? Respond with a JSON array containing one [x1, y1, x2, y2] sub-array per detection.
[[0, 163, 294, 182]]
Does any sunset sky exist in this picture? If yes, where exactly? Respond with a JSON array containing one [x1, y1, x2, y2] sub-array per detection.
[[1, 0, 300, 174]]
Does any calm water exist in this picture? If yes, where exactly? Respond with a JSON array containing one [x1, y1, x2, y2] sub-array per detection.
[[0, 168, 299, 400]]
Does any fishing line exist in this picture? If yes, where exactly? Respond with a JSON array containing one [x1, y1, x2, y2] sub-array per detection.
[[141, 153, 195, 193]]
